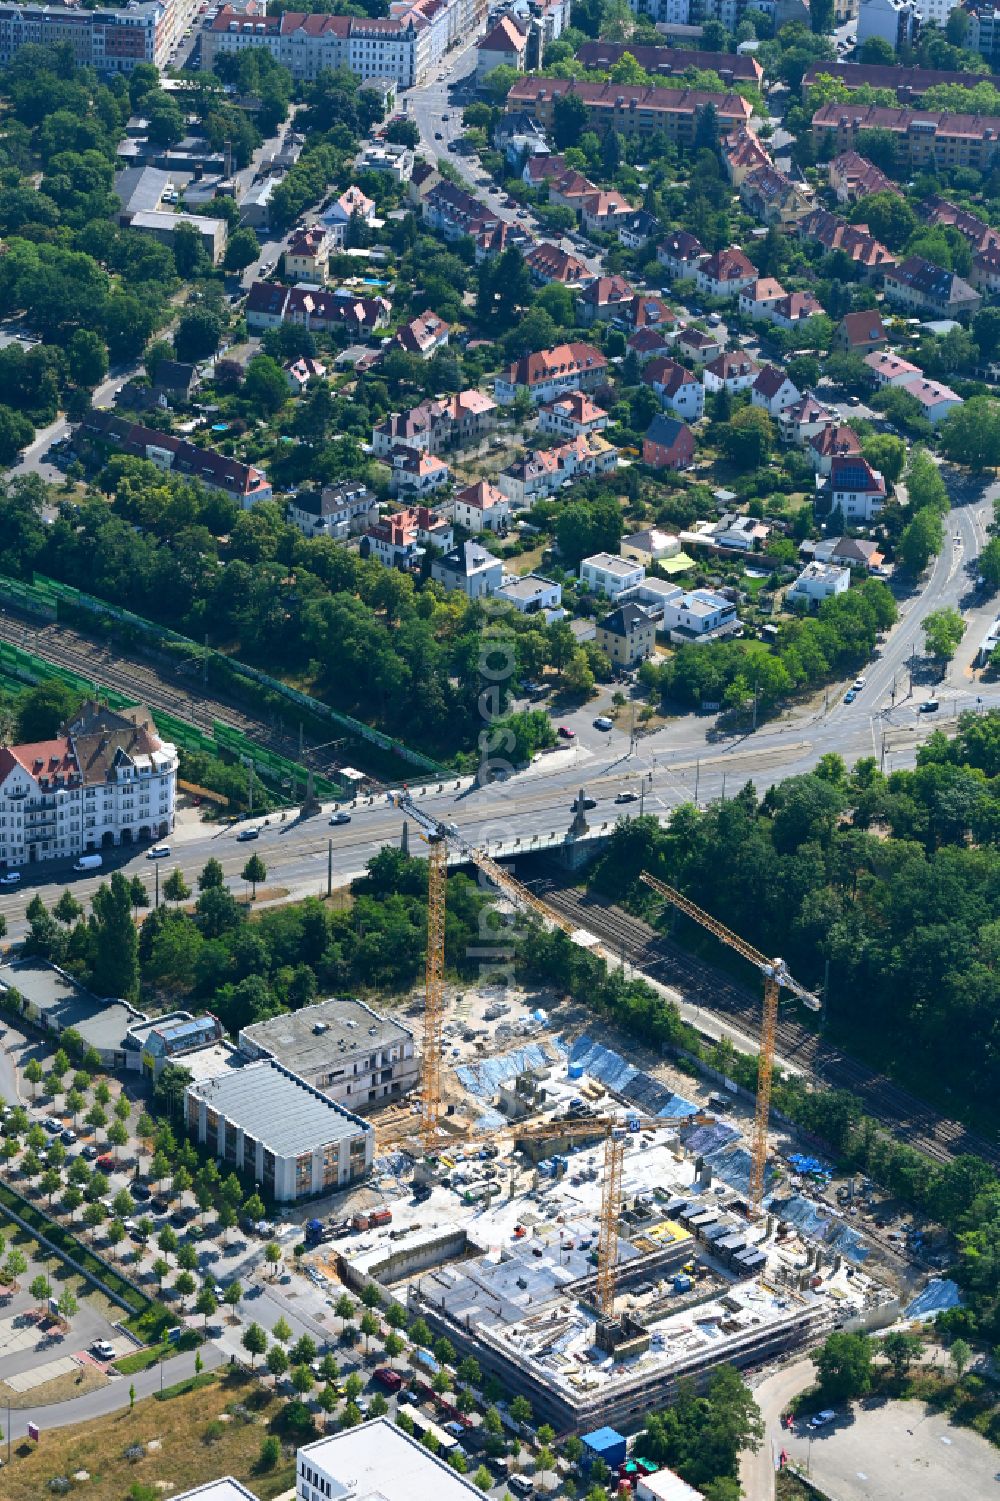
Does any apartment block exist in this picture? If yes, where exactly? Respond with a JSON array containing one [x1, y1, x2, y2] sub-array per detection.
[[505, 77, 752, 141]]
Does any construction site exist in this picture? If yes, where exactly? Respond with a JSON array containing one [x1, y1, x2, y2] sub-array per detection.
[[313, 799, 901, 1432]]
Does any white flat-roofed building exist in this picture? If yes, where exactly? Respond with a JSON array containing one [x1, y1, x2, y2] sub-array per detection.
[[495, 574, 564, 619], [661, 588, 739, 641], [297, 1419, 486, 1501], [788, 560, 851, 604], [175, 1483, 261, 1501], [237, 997, 419, 1113], [185, 1059, 373, 1200], [636, 1470, 705, 1501], [580, 553, 645, 600]]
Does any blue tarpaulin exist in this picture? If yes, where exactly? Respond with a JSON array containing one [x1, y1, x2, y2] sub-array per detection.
[[905, 1279, 963, 1321], [767, 1192, 869, 1263]]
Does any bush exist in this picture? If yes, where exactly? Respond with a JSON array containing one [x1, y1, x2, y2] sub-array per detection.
[[258, 1435, 282, 1471]]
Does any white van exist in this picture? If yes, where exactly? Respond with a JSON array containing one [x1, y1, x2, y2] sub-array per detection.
[[73, 854, 103, 872]]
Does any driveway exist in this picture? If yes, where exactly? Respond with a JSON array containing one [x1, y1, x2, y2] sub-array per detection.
[[740, 1357, 814, 1501], [780, 1399, 1000, 1501]]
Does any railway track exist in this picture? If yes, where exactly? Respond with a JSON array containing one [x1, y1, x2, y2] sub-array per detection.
[[0, 613, 347, 782], [537, 881, 999, 1172]]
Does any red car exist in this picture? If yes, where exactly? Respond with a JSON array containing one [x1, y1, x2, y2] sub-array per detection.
[[558, 726, 575, 739]]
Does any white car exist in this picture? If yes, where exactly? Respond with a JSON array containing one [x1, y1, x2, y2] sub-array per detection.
[[593, 716, 613, 731], [0, 871, 21, 886], [853, 677, 867, 691], [809, 1409, 836, 1429], [146, 845, 171, 859], [92, 1339, 116, 1362]]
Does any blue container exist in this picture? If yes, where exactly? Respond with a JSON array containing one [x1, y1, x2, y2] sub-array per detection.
[[582, 1427, 627, 1470], [568, 1061, 585, 1080]]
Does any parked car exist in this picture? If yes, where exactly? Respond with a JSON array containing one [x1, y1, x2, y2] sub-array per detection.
[[557, 726, 575, 739], [615, 791, 638, 803], [571, 796, 596, 811], [809, 1410, 836, 1429], [147, 845, 171, 859], [844, 689, 856, 703], [593, 715, 613, 731], [130, 1181, 152, 1200], [236, 828, 259, 842], [92, 1339, 115, 1361], [920, 699, 940, 713], [330, 812, 351, 825], [853, 676, 867, 690], [81, 1144, 99, 1161], [0, 871, 21, 886], [60, 1128, 77, 1145]]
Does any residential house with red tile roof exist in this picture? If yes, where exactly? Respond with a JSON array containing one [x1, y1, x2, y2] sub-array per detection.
[[826, 453, 886, 522], [522, 241, 592, 287], [643, 357, 704, 420], [657, 229, 709, 282], [452, 481, 511, 534], [538, 391, 609, 438], [703, 352, 760, 394], [695, 245, 757, 298], [579, 275, 635, 325], [392, 310, 450, 359], [751, 365, 800, 417], [505, 78, 753, 140], [495, 342, 607, 404], [829, 151, 900, 204], [722, 125, 773, 185], [476, 15, 527, 81], [832, 311, 888, 355], [78, 412, 271, 507], [809, 423, 861, 475]]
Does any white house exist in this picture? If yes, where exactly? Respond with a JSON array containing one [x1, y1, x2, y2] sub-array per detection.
[[788, 561, 851, 604], [864, 350, 923, 388], [495, 574, 564, 620], [621, 528, 681, 565], [738, 277, 786, 321], [703, 352, 759, 395], [643, 357, 704, 421], [900, 376, 963, 424], [431, 540, 503, 599], [0, 701, 177, 870], [452, 480, 510, 535], [661, 588, 739, 641], [579, 552, 645, 600], [826, 453, 887, 522], [695, 245, 757, 299], [752, 365, 801, 417]]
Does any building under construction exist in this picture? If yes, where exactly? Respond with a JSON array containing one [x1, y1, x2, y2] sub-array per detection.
[[334, 1071, 897, 1431]]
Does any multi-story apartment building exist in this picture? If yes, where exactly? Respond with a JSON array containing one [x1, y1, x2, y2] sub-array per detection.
[[0, 0, 200, 73], [494, 343, 607, 404], [802, 60, 1000, 102], [504, 77, 752, 141], [202, 0, 487, 87], [812, 102, 1000, 173], [0, 701, 177, 872], [856, 0, 917, 50], [372, 391, 497, 456], [78, 412, 271, 506]]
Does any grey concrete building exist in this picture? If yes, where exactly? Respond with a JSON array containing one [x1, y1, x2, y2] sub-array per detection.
[[238, 998, 419, 1114]]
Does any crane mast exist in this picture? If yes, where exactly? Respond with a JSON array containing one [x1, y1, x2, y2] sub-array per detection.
[[639, 871, 819, 1219]]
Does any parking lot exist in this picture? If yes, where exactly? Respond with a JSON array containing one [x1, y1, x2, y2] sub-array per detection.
[[785, 1401, 1000, 1501]]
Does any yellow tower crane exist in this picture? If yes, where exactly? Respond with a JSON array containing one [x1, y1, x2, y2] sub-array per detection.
[[638, 871, 819, 1220], [395, 791, 593, 1156], [506, 1109, 714, 1319]]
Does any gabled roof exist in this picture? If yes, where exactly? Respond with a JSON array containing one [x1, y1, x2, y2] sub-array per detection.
[[810, 423, 861, 459], [657, 229, 706, 262], [700, 245, 756, 281], [644, 413, 691, 448], [480, 15, 526, 50], [644, 357, 697, 396], [837, 310, 887, 347], [599, 601, 652, 637], [753, 364, 795, 398]]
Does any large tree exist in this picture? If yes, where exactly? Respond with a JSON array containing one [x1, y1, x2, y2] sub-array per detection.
[[89, 872, 140, 1001]]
